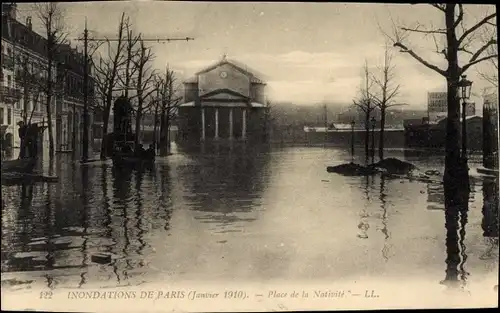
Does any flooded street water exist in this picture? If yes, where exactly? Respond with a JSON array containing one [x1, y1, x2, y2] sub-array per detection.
[[1, 146, 498, 293]]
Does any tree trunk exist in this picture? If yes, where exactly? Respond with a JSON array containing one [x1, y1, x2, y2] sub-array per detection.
[[46, 59, 55, 158], [20, 67, 30, 159], [159, 104, 167, 156], [72, 101, 76, 157], [364, 112, 370, 162], [46, 96, 54, 157], [379, 106, 386, 160], [443, 7, 470, 281], [134, 108, 142, 147], [100, 107, 110, 160], [153, 106, 159, 148], [165, 105, 171, 153]]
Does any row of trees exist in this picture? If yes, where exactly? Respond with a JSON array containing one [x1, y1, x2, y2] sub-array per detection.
[[352, 6, 496, 283], [353, 4, 497, 169], [87, 13, 181, 159], [352, 44, 402, 161], [8, 4, 182, 160]]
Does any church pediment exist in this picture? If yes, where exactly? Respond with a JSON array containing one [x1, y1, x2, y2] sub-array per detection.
[[200, 88, 249, 101]]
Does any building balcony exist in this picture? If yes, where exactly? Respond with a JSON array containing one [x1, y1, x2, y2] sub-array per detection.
[[1, 54, 14, 70], [0, 85, 22, 102], [14, 71, 45, 86]]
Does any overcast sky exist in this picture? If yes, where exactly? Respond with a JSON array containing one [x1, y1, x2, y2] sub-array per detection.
[[16, 1, 497, 108]]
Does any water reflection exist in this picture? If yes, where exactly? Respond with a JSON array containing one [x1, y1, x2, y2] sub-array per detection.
[[379, 176, 390, 261], [481, 177, 499, 261], [427, 181, 445, 211], [357, 176, 371, 239], [442, 188, 469, 288], [482, 177, 499, 238], [1, 147, 498, 290], [1, 157, 175, 287], [176, 147, 271, 232]]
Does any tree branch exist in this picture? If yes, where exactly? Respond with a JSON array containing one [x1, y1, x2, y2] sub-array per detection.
[[454, 4, 464, 28], [430, 4, 446, 12], [462, 54, 499, 74], [458, 12, 497, 44], [393, 42, 447, 76], [401, 26, 446, 35]]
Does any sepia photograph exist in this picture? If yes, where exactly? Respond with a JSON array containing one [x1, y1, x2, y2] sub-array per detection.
[[1, 1, 498, 311]]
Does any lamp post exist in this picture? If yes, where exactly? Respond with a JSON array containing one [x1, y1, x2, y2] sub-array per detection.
[[371, 116, 376, 163], [457, 75, 473, 160], [350, 120, 355, 163]]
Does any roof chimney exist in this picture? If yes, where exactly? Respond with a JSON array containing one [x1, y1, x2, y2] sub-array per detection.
[[26, 16, 32, 30]]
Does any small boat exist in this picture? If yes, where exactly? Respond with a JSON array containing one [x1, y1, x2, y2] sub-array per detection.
[[1, 158, 37, 174], [112, 154, 155, 167], [111, 139, 155, 167]]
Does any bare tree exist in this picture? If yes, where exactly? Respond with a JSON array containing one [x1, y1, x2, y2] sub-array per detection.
[[120, 19, 141, 97], [383, 4, 497, 199], [91, 12, 128, 159], [157, 67, 182, 156], [10, 52, 45, 158], [33, 2, 69, 158], [370, 43, 402, 160], [352, 60, 377, 161], [476, 26, 498, 87], [149, 79, 162, 148], [130, 40, 158, 146], [263, 99, 274, 143]]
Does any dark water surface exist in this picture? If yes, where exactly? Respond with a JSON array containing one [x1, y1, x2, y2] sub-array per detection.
[[1, 146, 498, 290]]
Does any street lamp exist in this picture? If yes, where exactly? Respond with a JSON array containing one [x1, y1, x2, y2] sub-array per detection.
[[350, 120, 355, 163], [371, 116, 376, 163], [457, 75, 473, 160]]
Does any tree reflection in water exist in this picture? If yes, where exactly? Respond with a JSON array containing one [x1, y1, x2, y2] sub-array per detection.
[[480, 176, 499, 260], [378, 175, 390, 261], [111, 164, 134, 281], [78, 164, 90, 288], [134, 166, 147, 264], [357, 175, 371, 239], [44, 162, 56, 288], [158, 165, 173, 232], [442, 187, 469, 289]]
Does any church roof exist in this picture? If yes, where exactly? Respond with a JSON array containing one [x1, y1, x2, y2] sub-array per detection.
[[183, 58, 266, 84]]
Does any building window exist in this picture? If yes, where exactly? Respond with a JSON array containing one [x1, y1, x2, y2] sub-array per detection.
[[7, 108, 12, 125], [15, 101, 20, 110], [0, 108, 4, 125], [7, 75, 11, 87]]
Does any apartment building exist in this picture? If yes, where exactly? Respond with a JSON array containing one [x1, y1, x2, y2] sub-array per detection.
[[1, 3, 94, 157]]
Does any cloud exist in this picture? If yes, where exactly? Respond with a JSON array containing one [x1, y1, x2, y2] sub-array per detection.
[[172, 47, 488, 107], [267, 78, 361, 104]]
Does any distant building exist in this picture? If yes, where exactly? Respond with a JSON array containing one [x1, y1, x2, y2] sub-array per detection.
[[404, 114, 485, 151], [177, 57, 269, 144], [483, 92, 498, 169], [427, 91, 475, 123]]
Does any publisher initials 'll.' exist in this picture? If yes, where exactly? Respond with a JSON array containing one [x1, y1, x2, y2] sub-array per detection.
[[365, 290, 379, 298]]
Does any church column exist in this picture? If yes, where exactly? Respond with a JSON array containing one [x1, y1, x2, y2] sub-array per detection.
[[242, 108, 247, 140], [229, 108, 233, 140], [214, 107, 219, 140], [201, 107, 206, 141]]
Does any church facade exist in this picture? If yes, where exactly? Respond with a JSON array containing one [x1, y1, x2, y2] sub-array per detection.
[[177, 58, 269, 144]]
